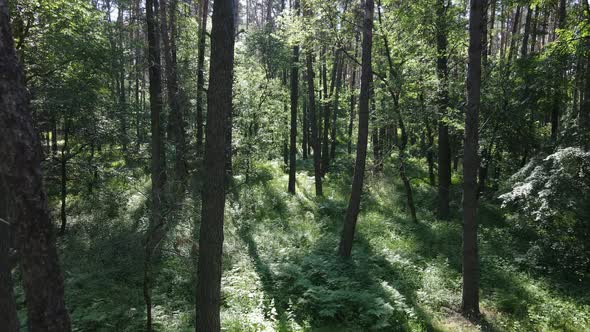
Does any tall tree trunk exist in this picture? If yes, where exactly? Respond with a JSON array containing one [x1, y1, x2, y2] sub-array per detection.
[[348, 34, 359, 155], [0, 183, 18, 332], [583, 1, 590, 134], [488, 0, 495, 56], [306, 52, 323, 196], [331, 57, 344, 159], [51, 115, 58, 156], [521, 5, 532, 57], [530, 6, 539, 53], [144, 0, 167, 330], [507, 5, 521, 61], [462, 0, 483, 318], [59, 119, 69, 235], [436, 0, 451, 220], [338, 0, 374, 258], [195, 0, 235, 330], [0, 1, 71, 329], [321, 49, 332, 175], [196, 0, 209, 156], [287, 0, 300, 194], [117, 7, 128, 153], [551, 0, 567, 143], [134, 0, 142, 150], [482, 0, 488, 64], [161, 0, 186, 182], [302, 99, 308, 159]]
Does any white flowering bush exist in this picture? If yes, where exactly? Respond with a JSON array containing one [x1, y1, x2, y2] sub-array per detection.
[[499, 147, 590, 278]]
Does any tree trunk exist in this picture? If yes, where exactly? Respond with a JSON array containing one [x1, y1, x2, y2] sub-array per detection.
[[161, 0, 186, 182], [488, 0, 495, 56], [117, 7, 128, 153], [521, 5, 532, 57], [195, 0, 235, 330], [338, 0, 374, 258], [0, 1, 71, 329], [436, 0, 451, 220], [0, 188, 19, 332], [507, 5, 521, 61], [348, 35, 359, 155], [196, 0, 209, 156], [288, 2, 299, 194], [51, 115, 58, 156], [306, 52, 323, 196], [59, 119, 69, 235], [331, 57, 344, 160], [144, 0, 167, 330], [302, 100, 308, 159], [530, 6, 539, 53], [462, 0, 483, 318]]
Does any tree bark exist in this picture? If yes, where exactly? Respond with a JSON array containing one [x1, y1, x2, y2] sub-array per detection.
[[521, 5, 532, 57], [338, 0, 374, 258], [144, 0, 167, 330], [161, 0, 187, 181], [287, 0, 300, 194], [0, 189, 18, 332], [195, 0, 235, 330], [436, 0, 451, 220], [0, 0, 71, 329], [348, 34, 359, 155], [302, 99, 308, 159], [306, 52, 323, 196], [59, 119, 69, 235], [488, 0, 495, 56], [196, 0, 209, 156], [462, 0, 483, 319]]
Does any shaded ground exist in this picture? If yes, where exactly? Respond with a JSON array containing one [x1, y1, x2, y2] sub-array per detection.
[[18, 155, 589, 331]]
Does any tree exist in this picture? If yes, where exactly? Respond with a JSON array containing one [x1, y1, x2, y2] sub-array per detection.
[[144, 0, 167, 329], [196, 0, 209, 156], [338, 0, 374, 258], [195, 0, 236, 330], [462, 0, 483, 318], [288, 0, 300, 194], [306, 50, 323, 196], [161, 0, 187, 182], [436, 0, 452, 220], [0, 0, 71, 329]]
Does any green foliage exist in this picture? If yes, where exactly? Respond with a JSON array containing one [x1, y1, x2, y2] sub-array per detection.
[[500, 147, 590, 279]]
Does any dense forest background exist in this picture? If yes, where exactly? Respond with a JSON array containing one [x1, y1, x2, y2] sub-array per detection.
[[1, 0, 590, 330]]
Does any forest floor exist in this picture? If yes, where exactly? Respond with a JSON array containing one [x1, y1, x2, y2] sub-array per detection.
[[18, 153, 590, 331]]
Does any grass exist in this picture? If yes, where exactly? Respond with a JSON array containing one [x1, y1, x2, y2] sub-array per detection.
[[21, 154, 589, 331]]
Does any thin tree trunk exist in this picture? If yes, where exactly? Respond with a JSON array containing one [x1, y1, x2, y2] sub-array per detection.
[[488, 0, 495, 56], [144, 0, 167, 330], [338, 0, 374, 258], [348, 34, 359, 155], [521, 5, 532, 57], [0, 1, 71, 328], [306, 52, 323, 196], [507, 5, 521, 61], [530, 6, 539, 53], [302, 99, 308, 159], [117, 7, 128, 153], [462, 0, 483, 318], [331, 58, 344, 159], [59, 119, 69, 235], [436, 0, 451, 220], [195, 0, 235, 330], [287, 0, 299, 194], [196, 0, 209, 156], [161, 0, 186, 181], [0, 188, 18, 332]]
